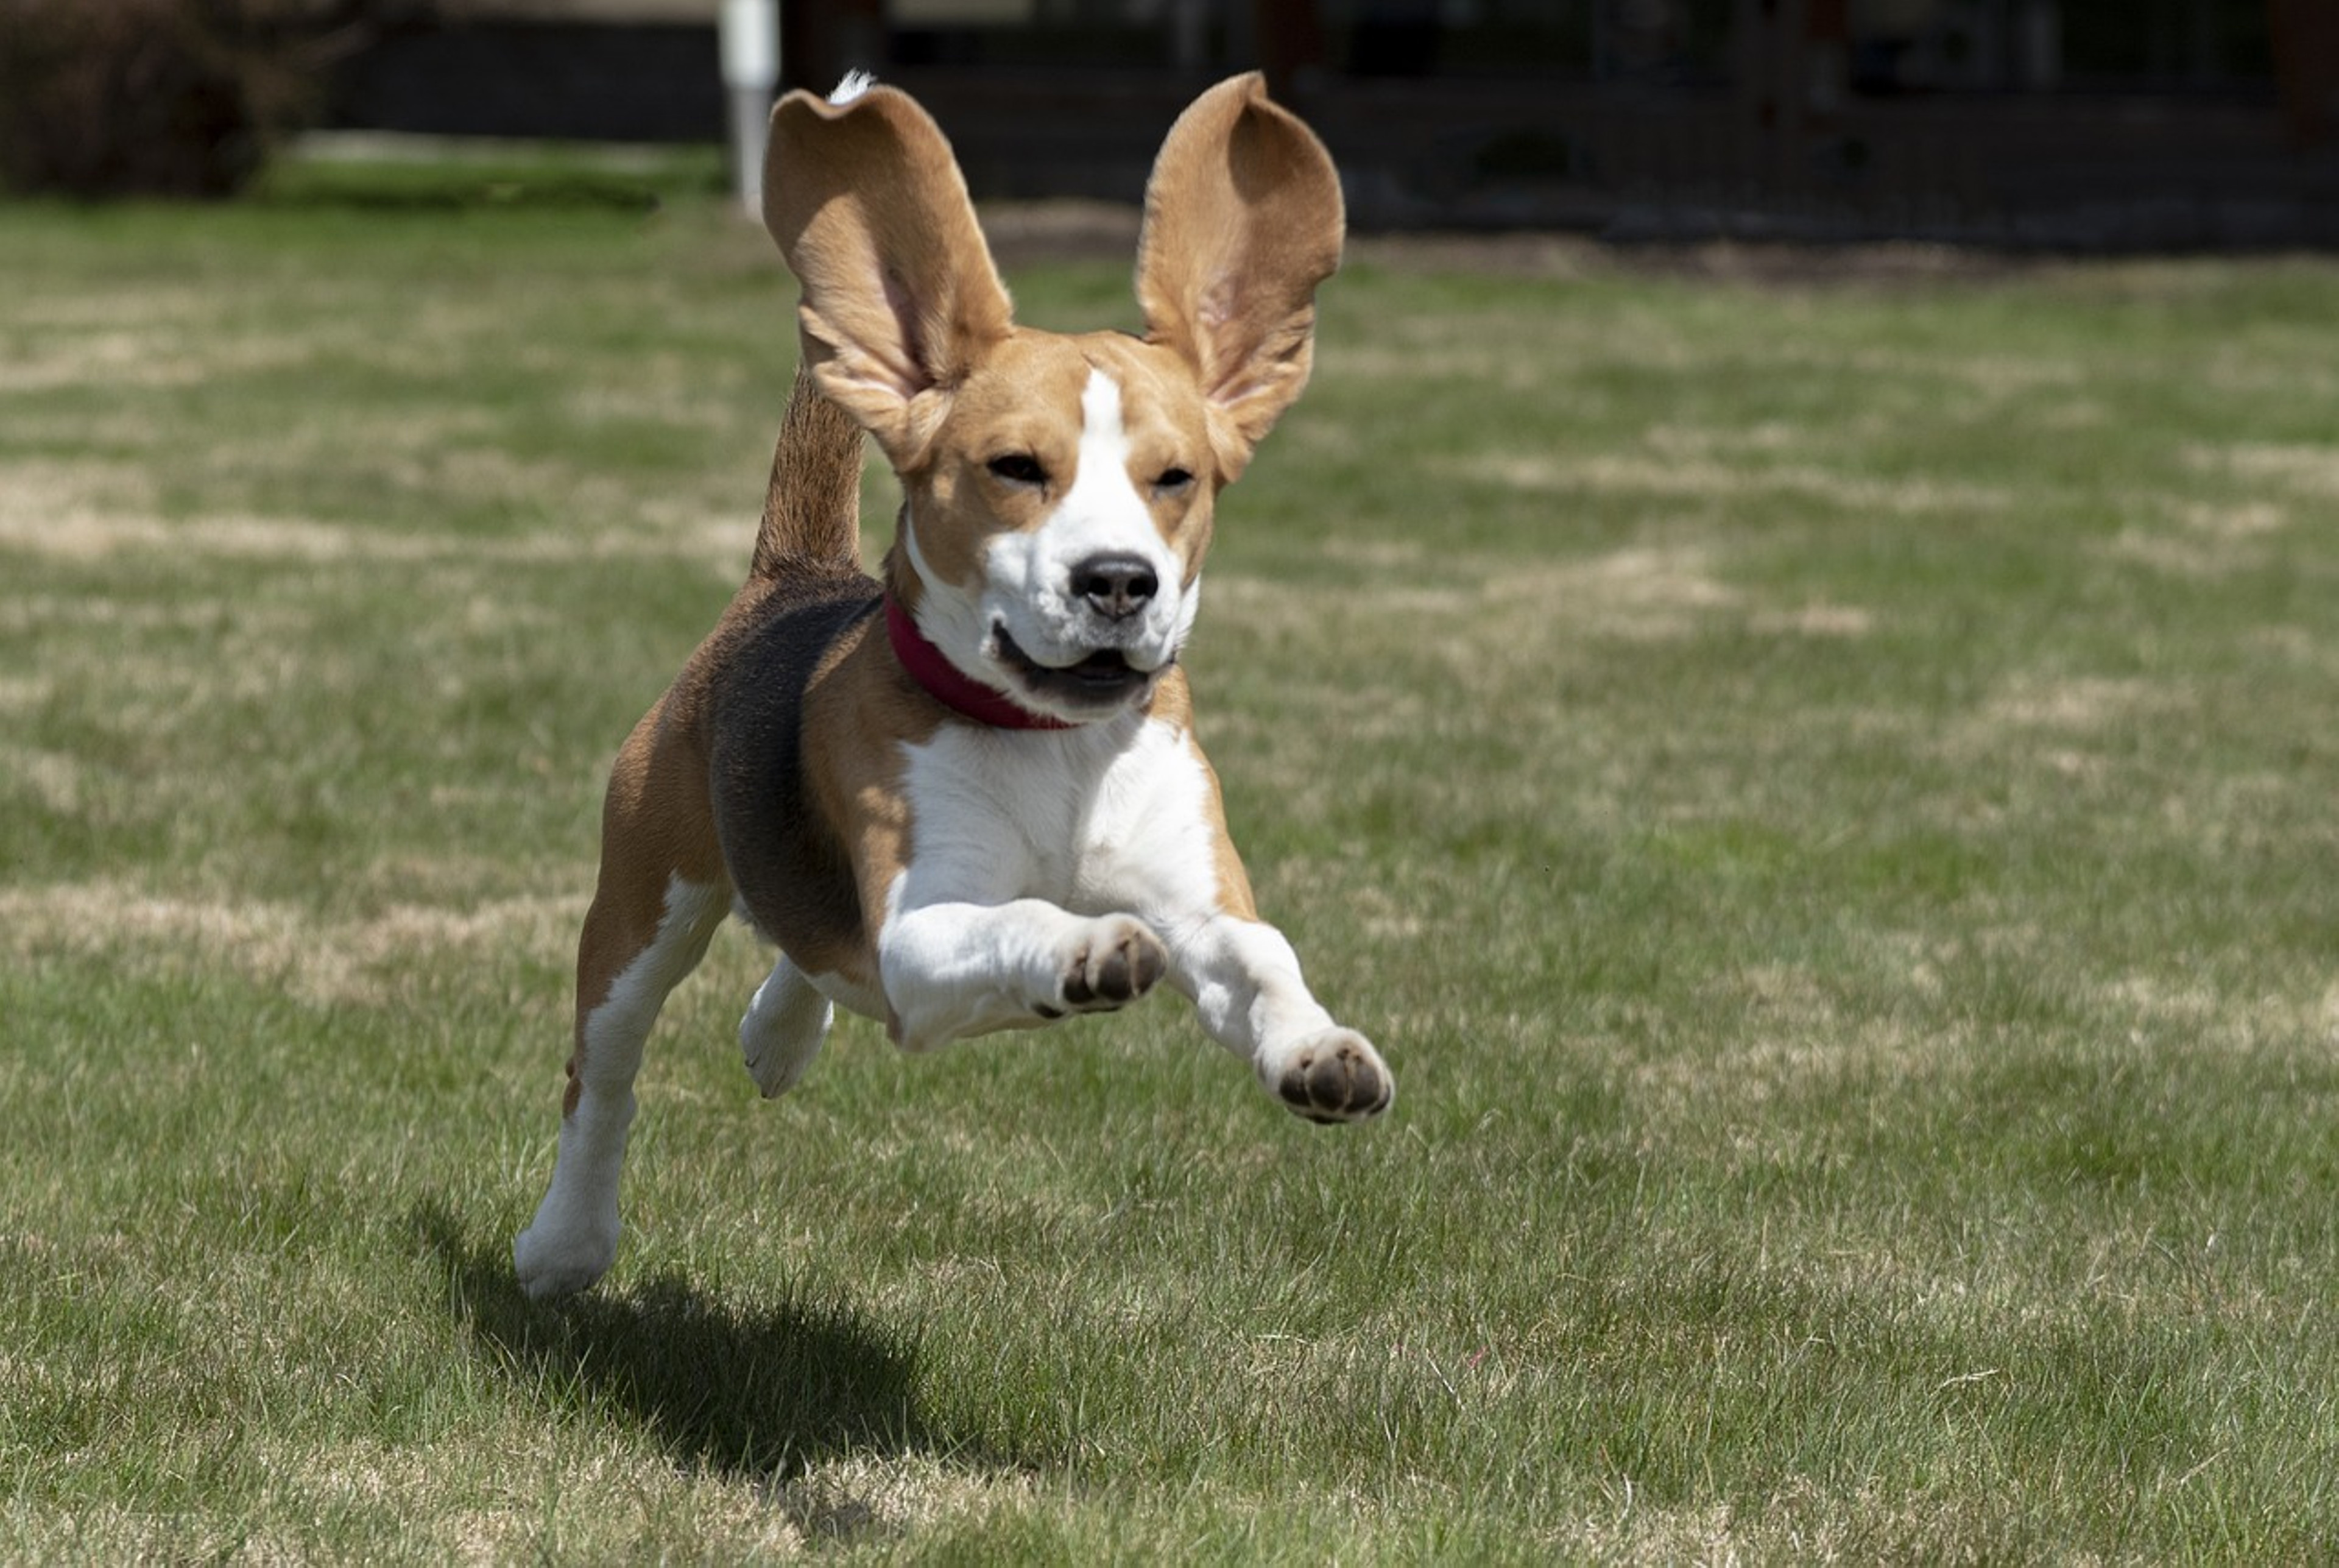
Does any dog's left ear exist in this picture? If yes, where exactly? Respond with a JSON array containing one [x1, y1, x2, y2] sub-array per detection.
[[1135, 73, 1344, 484]]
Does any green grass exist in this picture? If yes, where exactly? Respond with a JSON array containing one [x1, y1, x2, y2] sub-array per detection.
[[5, 152, 2339, 1560]]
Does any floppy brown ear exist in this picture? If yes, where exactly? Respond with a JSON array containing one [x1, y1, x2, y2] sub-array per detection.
[[1134, 73, 1344, 483], [763, 83, 1015, 472]]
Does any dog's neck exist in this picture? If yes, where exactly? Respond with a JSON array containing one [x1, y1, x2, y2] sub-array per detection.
[[883, 592, 1074, 731]]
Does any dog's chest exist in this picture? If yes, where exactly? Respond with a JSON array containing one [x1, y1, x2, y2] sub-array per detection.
[[897, 717, 1219, 914]]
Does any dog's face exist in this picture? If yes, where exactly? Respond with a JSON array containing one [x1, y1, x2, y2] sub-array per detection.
[[899, 333, 1215, 722], [763, 73, 1344, 724]]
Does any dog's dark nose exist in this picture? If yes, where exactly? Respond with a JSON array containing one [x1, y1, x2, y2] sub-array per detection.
[[1072, 553, 1159, 621]]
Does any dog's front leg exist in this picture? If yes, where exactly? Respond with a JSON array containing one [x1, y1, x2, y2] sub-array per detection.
[[1169, 914, 1393, 1124], [879, 899, 1170, 1051]]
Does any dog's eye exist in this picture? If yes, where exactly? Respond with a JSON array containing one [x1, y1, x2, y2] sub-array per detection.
[[987, 454, 1047, 486], [1154, 467, 1194, 493]]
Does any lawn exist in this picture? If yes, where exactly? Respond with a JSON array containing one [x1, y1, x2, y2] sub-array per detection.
[[4, 151, 2338, 1561]]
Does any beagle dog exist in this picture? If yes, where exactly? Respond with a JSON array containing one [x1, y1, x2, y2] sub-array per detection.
[[516, 71, 1390, 1299]]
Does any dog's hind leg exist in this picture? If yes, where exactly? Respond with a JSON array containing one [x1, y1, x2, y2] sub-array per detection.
[[739, 952, 833, 1098], [513, 873, 727, 1298], [515, 712, 729, 1299]]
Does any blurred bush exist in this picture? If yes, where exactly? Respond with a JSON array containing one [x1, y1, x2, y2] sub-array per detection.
[[0, 0, 431, 199]]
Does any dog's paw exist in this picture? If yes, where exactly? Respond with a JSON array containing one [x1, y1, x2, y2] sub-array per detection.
[[512, 1213, 617, 1301], [1262, 1028, 1393, 1125], [740, 963, 834, 1099], [1046, 915, 1166, 1017]]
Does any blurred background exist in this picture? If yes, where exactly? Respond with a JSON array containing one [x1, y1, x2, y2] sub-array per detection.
[[2, 0, 2335, 245]]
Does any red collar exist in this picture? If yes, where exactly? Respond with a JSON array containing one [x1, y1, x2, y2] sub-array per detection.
[[884, 592, 1073, 731]]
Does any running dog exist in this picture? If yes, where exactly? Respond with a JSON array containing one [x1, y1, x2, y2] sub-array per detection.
[[516, 72, 1390, 1299]]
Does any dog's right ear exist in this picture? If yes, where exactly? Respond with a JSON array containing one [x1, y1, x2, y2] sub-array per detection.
[[763, 82, 1014, 473]]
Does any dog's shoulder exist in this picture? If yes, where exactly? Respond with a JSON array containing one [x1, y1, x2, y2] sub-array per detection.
[[704, 569, 881, 726]]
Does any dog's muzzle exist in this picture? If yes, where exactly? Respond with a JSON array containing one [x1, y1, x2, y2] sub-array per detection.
[[993, 622, 1162, 714]]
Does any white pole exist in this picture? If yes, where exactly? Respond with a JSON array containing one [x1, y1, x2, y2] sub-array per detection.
[[720, 0, 780, 218]]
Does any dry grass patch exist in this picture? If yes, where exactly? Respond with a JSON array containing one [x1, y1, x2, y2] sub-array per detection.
[[0, 454, 761, 575], [2191, 440, 2339, 498], [0, 878, 578, 1006], [1471, 449, 2010, 518], [1212, 543, 1740, 656], [1, 746, 84, 814], [775, 1451, 1040, 1546], [0, 318, 315, 394], [1791, 344, 2089, 398], [1980, 674, 2171, 730], [1749, 601, 1875, 638], [1932, 673, 2192, 779], [2168, 499, 2291, 539]]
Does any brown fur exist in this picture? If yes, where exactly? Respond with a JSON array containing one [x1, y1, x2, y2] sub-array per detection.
[[1132, 79, 1343, 482], [1142, 670, 1258, 921], [751, 362, 864, 579], [763, 83, 1016, 474]]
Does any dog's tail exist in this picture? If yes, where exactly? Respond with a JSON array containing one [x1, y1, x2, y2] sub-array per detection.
[[748, 362, 864, 582]]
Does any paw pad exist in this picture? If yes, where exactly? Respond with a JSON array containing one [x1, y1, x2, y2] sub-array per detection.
[[1057, 919, 1167, 1014], [1274, 1033, 1392, 1124]]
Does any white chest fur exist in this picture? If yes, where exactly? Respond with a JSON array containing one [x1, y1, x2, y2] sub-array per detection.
[[890, 714, 1222, 926]]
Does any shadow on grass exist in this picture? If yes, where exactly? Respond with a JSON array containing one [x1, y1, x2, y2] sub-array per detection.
[[412, 1199, 955, 1484]]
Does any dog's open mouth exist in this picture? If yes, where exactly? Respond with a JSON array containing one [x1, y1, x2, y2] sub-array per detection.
[[995, 624, 1159, 711]]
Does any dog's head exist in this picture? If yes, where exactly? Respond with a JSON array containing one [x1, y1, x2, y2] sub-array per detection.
[[764, 74, 1343, 725]]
